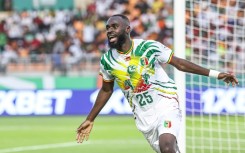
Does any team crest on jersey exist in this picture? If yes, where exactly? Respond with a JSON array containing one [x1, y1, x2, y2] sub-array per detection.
[[140, 57, 149, 66], [127, 65, 137, 75], [163, 120, 171, 128]]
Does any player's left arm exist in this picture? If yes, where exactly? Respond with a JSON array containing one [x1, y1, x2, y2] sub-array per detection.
[[169, 56, 239, 86]]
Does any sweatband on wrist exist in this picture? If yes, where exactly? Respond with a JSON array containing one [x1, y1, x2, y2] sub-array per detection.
[[209, 70, 220, 78]]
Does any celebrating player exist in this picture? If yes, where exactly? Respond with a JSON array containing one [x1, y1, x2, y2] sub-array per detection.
[[76, 14, 238, 153]]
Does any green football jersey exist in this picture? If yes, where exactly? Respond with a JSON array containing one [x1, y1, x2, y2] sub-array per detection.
[[100, 39, 178, 110]]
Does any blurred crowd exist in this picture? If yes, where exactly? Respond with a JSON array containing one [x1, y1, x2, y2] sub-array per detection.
[[0, 0, 174, 75], [0, 0, 244, 75], [186, 0, 245, 73]]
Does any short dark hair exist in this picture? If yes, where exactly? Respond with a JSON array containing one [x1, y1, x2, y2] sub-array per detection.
[[111, 14, 130, 24]]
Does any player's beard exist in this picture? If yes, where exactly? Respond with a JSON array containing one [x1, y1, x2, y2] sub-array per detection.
[[108, 33, 127, 49]]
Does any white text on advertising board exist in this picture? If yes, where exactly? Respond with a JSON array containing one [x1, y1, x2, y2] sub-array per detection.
[[0, 90, 72, 115], [202, 88, 245, 114]]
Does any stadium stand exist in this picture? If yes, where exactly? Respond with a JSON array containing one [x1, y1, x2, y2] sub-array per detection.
[[0, 0, 174, 75], [0, 0, 243, 76]]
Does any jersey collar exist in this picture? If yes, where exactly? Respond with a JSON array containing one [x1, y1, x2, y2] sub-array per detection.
[[117, 40, 134, 55]]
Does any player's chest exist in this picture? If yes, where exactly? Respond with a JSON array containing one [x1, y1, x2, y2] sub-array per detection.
[[110, 54, 150, 77]]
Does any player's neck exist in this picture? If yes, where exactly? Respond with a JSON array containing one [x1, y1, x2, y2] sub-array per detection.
[[117, 39, 133, 54]]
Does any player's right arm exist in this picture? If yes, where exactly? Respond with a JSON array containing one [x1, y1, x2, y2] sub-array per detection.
[[76, 80, 114, 143]]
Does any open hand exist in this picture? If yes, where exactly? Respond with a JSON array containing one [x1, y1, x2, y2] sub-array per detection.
[[76, 120, 94, 143], [218, 72, 239, 87]]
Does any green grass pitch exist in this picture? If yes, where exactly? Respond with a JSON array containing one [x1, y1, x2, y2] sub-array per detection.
[[0, 116, 154, 153], [0, 116, 244, 153]]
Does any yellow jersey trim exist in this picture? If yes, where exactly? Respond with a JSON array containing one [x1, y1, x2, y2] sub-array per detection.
[[167, 52, 174, 63]]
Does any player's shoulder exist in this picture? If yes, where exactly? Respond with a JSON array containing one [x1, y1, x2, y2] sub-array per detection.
[[100, 48, 111, 63], [146, 39, 170, 49], [132, 38, 157, 43], [101, 48, 112, 57], [132, 39, 159, 49], [133, 38, 163, 45]]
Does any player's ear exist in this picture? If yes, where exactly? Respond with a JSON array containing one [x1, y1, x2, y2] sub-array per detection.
[[126, 25, 131, 34]]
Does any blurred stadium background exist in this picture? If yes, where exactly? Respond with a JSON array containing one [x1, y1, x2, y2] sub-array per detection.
[[0, 0, 244, 153]]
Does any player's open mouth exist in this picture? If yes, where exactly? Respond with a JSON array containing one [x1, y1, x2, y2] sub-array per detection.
[[108, 35, 117, 42]]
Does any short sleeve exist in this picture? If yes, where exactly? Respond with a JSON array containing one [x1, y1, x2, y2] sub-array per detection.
[[99, 57, 115, 82], [154, 41, 174, 64]]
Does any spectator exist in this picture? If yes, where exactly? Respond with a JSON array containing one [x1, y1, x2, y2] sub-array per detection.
[[50, 32, 66, 75], [0, 40, 18, 73], [63, 38, 83, 71], [0, 29, 7, 53]]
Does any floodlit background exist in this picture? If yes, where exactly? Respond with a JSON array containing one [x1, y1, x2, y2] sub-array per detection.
[[0, 0, 244, 153]]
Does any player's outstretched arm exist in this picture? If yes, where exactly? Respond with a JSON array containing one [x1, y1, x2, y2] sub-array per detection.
[[76, 80, 114, 143], [169, 56, 239, 86]]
